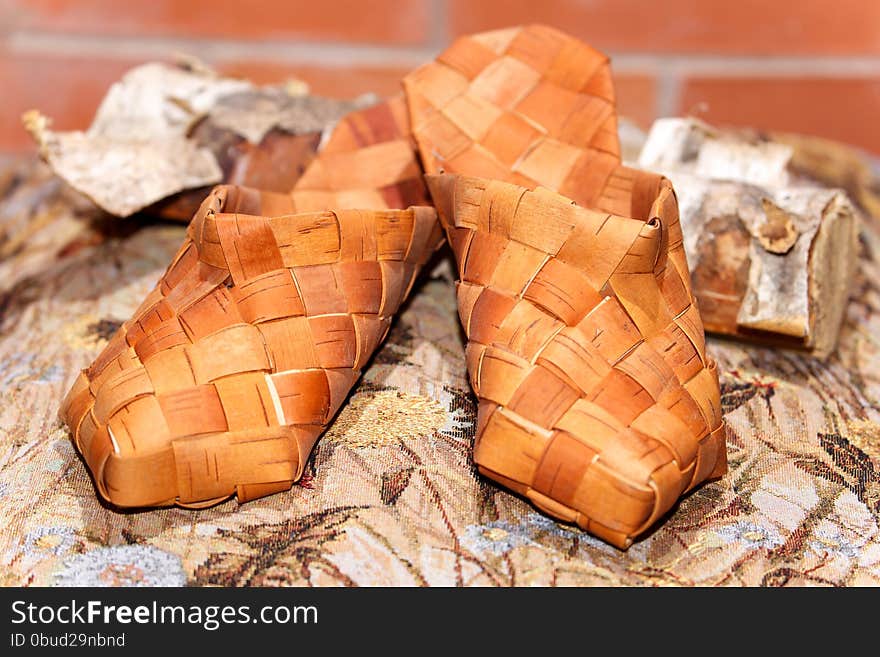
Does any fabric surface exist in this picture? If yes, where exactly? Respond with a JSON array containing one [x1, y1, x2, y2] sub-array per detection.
[[1, 156, 880, 587]]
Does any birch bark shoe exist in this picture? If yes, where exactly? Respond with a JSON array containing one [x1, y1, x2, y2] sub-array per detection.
[[59, 98, 444, 508], [407, 25, 728, 548]]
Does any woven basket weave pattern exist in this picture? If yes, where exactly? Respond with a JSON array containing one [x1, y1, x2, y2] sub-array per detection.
[[427, 174, 727, 548], [404, 25, 647, 216], [59, 98, 443, 508], [408, 25, 728, 548]]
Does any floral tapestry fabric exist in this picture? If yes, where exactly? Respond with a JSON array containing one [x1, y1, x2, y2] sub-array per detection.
[[1, 159, 879, 587]]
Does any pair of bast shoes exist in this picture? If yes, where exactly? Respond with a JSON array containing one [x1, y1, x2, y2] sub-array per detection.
[[59, 25, 728, 549]]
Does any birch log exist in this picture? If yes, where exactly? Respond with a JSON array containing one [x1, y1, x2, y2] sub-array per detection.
[[639, 118, 859, 359]]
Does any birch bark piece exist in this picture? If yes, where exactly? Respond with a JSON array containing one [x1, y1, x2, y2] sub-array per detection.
[[23, 61, 363, 219], [772, 130, 880, 225], [639, 118, 859, 359]]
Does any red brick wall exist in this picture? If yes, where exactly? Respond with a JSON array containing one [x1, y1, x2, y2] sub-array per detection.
[[2, 1, 879, 153]]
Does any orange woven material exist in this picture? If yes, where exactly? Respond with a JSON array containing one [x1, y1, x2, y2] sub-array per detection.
[[407, 25, 728, 548], [59, 97, 444, 508]]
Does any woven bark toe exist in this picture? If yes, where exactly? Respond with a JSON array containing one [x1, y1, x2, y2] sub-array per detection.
[[408, 24, 728, 548], [404, 24, 646, 215], [59, 98, 443, 508]]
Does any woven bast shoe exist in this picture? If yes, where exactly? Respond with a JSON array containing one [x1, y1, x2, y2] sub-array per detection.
[[425, 174, 727, 548], [59, 97, 444, 508], [407, 25, 727, 548]]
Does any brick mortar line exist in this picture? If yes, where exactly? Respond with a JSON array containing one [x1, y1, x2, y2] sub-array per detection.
[[8, 31, 880, 76], [610, 54, 880, 76], [429, 0, 451, 50], [5, 31, 435, 67], [655, 69, 681, 119]]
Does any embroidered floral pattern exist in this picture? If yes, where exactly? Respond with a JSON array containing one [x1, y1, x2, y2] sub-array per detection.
[[2, 165, 880, 586], [55, 546, 186, 587]]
